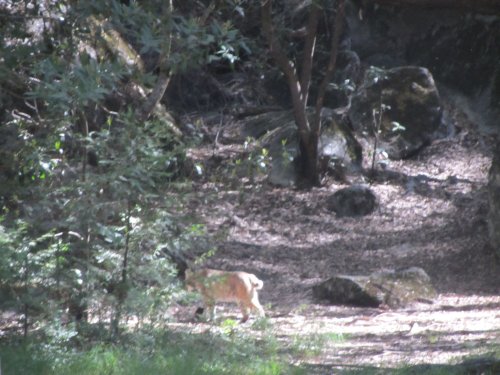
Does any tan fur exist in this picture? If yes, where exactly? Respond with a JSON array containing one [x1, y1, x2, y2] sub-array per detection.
[[185, 268, 265, 322]]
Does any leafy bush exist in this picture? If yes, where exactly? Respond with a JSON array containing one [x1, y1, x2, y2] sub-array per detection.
[[0, 328, 304, 375]]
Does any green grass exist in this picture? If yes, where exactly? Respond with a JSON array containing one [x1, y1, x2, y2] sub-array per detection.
[[290, 331, 346, 358], [0, 327, 307, 375]]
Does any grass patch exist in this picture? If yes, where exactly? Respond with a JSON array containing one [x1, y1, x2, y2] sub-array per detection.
[[0, 343, 53, 375], [0, 327, 306, 375], [290, 331, 346, 358]]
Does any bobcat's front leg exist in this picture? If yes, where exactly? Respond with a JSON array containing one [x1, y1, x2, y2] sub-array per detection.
[[205, 299, 217, 321]]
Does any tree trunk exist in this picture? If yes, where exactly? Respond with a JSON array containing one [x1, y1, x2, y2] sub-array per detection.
[[111, 200, 132, 338], [298, 132, 321, 188], [261, 0, 320, 188]]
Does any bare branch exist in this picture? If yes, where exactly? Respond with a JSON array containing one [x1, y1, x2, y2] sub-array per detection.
[[260, 1, 298, 86], [299, 3, 320, 107], [260, 0, 310, 135], [312, 0, 346, 133]]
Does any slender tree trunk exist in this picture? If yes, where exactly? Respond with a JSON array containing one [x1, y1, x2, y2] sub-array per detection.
[[111, 200, 132, 337], [69, 109, 90, 326], [261, 0, 346, 188], [23, 255, 29, 339], [312, 0, 345, 133], [261, 0, 320, 188]]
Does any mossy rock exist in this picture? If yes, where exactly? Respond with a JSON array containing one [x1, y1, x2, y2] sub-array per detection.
[[313, 267, 436, 308], [237, 109, 362, 186], [349, 66, 442, 159]]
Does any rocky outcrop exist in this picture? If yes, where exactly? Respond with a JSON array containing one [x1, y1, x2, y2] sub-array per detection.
[[231, 109, 362, 187], [326, 185, 377, 217], [313, 267, 437, 308], [346, 2, 500, 131], [349, 66, 442, 159]]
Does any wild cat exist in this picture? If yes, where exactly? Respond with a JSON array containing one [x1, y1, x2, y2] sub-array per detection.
[[185, 268, 265, 322]]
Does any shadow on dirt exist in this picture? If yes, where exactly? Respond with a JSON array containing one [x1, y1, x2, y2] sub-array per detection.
[[299, 356, 500, 374]]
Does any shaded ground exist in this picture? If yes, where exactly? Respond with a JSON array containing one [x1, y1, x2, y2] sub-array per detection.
[[173, 104, 500, 370]]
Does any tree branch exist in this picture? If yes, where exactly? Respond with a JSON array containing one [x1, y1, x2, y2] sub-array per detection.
[[261, 0, 310, 136], [312, 0, 345, 133], [299, 3, 320, 107]]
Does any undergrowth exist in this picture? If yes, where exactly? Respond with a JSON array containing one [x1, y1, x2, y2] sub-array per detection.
[[0, 324, 307, 375]]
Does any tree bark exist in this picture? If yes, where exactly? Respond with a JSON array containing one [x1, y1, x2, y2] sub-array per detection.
[[312, 0, 346, 133], [261, 0, 346, 188], [298, 132, 320, 188], [261, 0, 322, 188], [260, 0, 309, 135], [300, 4, 320, 107]]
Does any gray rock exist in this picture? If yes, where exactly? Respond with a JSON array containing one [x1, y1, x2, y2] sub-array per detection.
[[326, 185, 376, 217], [346, 4, 500, 130], [313, 267, 436, 308], [236, 109, 362, 187], [349, 66, 442, 159]]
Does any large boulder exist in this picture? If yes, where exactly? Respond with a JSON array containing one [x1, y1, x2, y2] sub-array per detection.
[[326, 185, 377, 217], [313, 267, 437, 308], [488, 143, 500, 260], [346, 3, 500, 130], [233, 109, 362, 187], [349, 66, 442, 159], [260, 123, 298, 187]]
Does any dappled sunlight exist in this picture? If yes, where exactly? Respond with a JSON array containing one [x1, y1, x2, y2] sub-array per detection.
[[166, 293, 499, 368], [180, 120, 500, 371]]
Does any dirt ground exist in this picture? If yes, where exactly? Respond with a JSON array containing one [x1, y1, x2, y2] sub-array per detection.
[[174, 106, 500, 371]]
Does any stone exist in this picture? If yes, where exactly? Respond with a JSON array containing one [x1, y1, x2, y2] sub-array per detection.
[[236, 109, 362, 187], [326, 185, 376, 217], [313, 267, 437, 308], [346, 4, 499, 130], [349, 66, 442, 159]]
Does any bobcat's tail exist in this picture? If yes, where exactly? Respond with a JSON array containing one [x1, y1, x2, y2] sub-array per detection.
[[251, 275, 264, 290]]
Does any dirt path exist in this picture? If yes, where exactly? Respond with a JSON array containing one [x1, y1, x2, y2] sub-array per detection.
[[179, 119, 500, 370]]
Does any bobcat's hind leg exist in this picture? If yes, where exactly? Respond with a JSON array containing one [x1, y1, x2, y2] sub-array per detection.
[[251, 294, 265, 318], [239, 303, 250, 323]]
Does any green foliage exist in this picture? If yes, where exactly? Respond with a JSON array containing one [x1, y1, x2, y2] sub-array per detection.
[[28, 58, 124, 112], [0, 1, 253, 368], [80, 0, 249, 73], [290, 331, 345, 358], [172, 16, 248, 72], [225, 138, 271, 187], [0, 328, 305, 375], [0, 342, 53, 375], [251, 316, 273, 331], [0, 0, 244, 343]]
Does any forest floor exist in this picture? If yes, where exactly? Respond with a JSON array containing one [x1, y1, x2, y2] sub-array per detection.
[[171, 101, 500, 372]]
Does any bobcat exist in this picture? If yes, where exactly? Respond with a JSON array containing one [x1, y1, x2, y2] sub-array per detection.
[[185, 268, 265, 322]]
